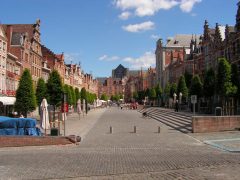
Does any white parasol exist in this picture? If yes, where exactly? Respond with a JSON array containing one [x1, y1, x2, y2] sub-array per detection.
[[41, 98, 50, 134]]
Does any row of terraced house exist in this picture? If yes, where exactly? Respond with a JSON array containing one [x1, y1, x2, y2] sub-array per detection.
[[156, 2, 240, 90], [0, 19, 98, 98]]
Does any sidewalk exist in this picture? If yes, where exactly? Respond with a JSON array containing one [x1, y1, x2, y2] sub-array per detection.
[[65, 108, 107, 139]]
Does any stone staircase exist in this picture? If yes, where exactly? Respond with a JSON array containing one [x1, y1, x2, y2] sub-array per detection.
[[139, 107, 193, 133]]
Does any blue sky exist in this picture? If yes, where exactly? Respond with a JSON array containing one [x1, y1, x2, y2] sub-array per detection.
[[0, 0, 237, 77]]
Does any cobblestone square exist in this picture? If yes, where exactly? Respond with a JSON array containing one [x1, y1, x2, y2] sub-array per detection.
[[0, 107, 240, 179]]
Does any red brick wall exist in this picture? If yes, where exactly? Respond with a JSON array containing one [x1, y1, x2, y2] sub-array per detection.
[[192, 116, 240, 133]]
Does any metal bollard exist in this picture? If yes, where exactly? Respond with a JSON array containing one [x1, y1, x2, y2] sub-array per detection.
[[158, 126, 161, 133], [110, 126, 112, 134], [134, 126, 136, 133]]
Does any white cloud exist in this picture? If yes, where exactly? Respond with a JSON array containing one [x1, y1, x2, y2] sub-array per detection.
[[99, 55, 120, 61], [99, 55, 108, 61], [123, 51, 155, 69], [114, 0, 201, 17], [119, 11, 132, 20], [122, 21, 155, 33], [64, 53, 81, 64], [180, 0, 201, 12], [151, 34, 161, 40]]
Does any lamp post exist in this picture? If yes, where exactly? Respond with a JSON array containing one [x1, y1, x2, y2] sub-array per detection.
[[179, 92, 182, 110], [173, 93, 177, 109], [173, 93, 177, 103]]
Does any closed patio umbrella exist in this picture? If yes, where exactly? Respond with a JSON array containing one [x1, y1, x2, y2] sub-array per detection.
[[41, 98, 50, 134]]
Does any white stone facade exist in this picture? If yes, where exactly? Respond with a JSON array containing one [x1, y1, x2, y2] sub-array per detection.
[[0, 26, 7, 96]]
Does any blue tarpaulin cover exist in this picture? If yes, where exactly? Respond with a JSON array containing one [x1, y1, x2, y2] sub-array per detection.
[[0, 116, 41, 136]]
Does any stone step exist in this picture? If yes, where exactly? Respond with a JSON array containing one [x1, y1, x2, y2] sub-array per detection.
[[150, 111, 192, 124], [150, 113, 192, 130], [149, 114, 192, 133], [150, 112, 192, 128]]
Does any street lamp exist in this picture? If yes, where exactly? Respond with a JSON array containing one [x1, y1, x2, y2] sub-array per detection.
[[173, 93, 177, 103], [179, 92, 182, 110], [179, 92, 182, 104], [173, 93, 177, 109]]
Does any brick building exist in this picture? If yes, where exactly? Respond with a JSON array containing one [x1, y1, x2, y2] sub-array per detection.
[[3, 19, 44, 88], [156, 35, 195, 88], [0, 26, 7, 96]]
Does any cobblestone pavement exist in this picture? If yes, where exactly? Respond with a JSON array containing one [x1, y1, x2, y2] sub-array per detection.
[[0, 107, 240, 179]]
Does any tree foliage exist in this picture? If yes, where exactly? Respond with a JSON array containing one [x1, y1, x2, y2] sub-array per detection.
[[80, 87, 87, 100], [177, 76, 188, 99], [149, 88, 157, 100], [231, 63, 240, 97], [203, 68, 216, 98], [47, 70, 63, 107], [155, 84, 162, 98], [75, 87, 80, 101], [15, 69, 36, 117], [64, 85, 72, 105], [137, 91, 145, 101], [184, 71, 193, 89], [36, 78, 47, 106], [170, 83, 177, 98], [190, 75, 203, 98], [70, 86, 76, 106], [100, 93, 108, 101], [133, 92, 139, 100], [164, 82, 171, 97], [217, 58, 237, 97]]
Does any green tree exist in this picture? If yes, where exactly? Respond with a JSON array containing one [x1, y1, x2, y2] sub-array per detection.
[[15, 69, 37, 117], [119, 94, 123, 99], [190, 75, 203, 97], [155, 84, 163, 98], [217, 58, 237, 97], [184, 71, 193, 89], [164, 82, 171, 98], [231, 63, 240, 97], [145, 88, 150, 98], [149, 88, 157, 100], [100, 93, 108, 101], [133, 92, 139, 100], [170, 83, 177, 98], [80, 87, 87, 100], [63, 85, 72, 105], [47, 70, 63, 108], [36, 78, 47, 106], [203, 68, 215, 98], [70, 86, 76, 106], [75, 87, 80, 101], [177, 76, 188, 100]]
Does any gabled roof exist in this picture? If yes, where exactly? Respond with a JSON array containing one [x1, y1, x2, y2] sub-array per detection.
[[166, 34, 199, 47], [115, 64, 126, 70]]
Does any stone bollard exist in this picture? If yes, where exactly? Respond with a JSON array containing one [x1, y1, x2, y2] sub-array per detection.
[[158, 126, 161, 133], [110, 126, 112, 134], [134, 126, 136, 133]]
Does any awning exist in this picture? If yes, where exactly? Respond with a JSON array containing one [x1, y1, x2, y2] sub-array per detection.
[[0, 97, 16, 105]]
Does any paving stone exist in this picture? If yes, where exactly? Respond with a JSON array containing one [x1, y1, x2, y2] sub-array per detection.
[[0, 107, 239, 179]]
